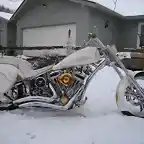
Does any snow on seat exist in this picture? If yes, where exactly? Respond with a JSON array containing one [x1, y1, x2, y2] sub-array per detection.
[[0, 56, 53, 80], [0, 56, 33, 78]]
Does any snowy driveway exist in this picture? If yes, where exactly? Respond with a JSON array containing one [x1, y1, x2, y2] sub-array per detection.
[[0, 66, 144, 144]]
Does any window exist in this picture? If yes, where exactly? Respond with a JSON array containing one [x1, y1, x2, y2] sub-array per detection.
[[137, 23, 144, 48]]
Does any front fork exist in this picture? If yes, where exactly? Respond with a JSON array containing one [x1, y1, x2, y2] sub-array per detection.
[[101, 46, 144, 100], [110, 60, 144, 106]]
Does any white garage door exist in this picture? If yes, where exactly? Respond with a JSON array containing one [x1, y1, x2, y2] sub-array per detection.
[[22, 24, 76, 47]]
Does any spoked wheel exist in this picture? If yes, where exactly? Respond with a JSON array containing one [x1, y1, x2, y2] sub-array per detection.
[[116, 75, 144, 118]]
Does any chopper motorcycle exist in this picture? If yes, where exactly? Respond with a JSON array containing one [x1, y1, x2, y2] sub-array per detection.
[[0, 30, 144, 118], [0, 41, 100, 111]]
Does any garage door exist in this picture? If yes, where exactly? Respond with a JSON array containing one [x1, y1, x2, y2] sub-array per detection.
[[22, 24, 76, 47]]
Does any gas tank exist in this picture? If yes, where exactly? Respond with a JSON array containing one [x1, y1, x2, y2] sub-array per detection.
[[52, 46, 100, 70]]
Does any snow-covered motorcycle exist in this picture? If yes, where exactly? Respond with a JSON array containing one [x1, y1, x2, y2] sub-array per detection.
[[0, 29, 144, 118], [0, 46, 99, 111]]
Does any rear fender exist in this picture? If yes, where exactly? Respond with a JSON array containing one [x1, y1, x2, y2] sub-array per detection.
[[0, 64, 24, 94]]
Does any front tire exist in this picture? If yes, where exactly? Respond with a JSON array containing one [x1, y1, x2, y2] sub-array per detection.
[[116, 76, 144, 118]]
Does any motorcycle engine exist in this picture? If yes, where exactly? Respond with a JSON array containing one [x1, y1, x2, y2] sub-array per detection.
[[29, 73, 54, 97], [26, 64, 95, 107], [29, 66, 89, 105], [49, 69, 86, 104]]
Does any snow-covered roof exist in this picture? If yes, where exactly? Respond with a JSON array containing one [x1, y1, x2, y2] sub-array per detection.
[[1, 0, 144, 19], [0, 12, 13, 20]]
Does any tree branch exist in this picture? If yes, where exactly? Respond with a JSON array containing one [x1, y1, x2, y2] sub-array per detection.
[[0, 5, 14, 14], [112, 0, 118, 11]]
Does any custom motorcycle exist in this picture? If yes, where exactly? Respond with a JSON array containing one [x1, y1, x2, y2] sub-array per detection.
[[0, 29, 144, 118], [0, 46, 98, 111]]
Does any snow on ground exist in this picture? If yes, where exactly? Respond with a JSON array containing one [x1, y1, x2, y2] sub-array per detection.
[[0, 66, 144, 144], [0, 12, 13, 20]]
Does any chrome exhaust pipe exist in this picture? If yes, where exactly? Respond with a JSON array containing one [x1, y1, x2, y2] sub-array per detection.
[[13, 83, 58, 104], [17, 87, 86, 111]]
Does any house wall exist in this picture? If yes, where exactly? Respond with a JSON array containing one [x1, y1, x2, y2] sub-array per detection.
[[89, 8, 143, 51], [0, 19, 8, 46], [119, 20, 138, 50], [7, 22, 17, 47], [14, 0, 142, 51], [120, 19, 144, 50], [88, 7, 122, 51], [16, 0, 90, 46]]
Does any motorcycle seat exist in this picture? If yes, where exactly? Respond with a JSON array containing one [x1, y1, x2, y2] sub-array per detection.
[[0, 55, 53, 80]]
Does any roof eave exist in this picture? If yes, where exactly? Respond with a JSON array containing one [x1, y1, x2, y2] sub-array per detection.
[[10, 0, 126, 22], [125, 15, 144, 20], [70, 0, 125, 19], [9, 0, 27, 21], [86, 0, 125, 19]]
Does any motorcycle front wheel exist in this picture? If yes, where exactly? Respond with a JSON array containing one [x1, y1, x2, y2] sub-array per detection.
[[116, 75, 144, 118]]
